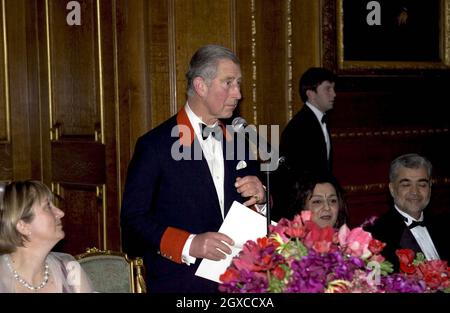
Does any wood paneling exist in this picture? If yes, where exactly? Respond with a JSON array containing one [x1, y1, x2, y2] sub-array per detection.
[[48, 0, 98, 138], [173, 0, 235, 112], [0, 0, 7, 142], [36, 0, 119, 253], [54, 184, 104, 254], [0, 0, 448, 255]]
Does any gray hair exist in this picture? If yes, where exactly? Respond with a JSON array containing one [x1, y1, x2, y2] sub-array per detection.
[[185, 44, 240, 98], [389, 153, 433, 182]]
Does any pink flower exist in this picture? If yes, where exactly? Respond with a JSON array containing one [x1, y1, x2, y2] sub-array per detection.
[[338, 226, 373, 259], [300, 210, 312, 222]]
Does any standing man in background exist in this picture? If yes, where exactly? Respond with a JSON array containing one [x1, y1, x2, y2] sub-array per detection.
[[120, 45, 266, 293], [272, 67, 337, 219]]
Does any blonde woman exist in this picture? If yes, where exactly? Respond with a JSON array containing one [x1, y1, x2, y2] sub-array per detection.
[[0, 180, 93, 292]]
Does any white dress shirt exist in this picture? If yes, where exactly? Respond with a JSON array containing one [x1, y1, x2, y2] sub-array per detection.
[[394, 205, 440, 260], [305, 102, 330, 160], [181, 103, 225, 265]]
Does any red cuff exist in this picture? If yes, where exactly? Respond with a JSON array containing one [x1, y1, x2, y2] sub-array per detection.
[[160, 227, 191, 264]]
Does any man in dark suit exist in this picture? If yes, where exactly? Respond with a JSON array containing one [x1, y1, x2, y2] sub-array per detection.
[[120, 45, 266, 293], [272, 67, 337, 220], [365, 153, 450, 270]]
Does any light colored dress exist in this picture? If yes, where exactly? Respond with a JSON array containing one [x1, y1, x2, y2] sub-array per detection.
[[0, 252, 93, 293]]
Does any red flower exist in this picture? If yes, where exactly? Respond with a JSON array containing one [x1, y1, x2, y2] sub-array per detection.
[[417, 260, 450, 290], [368, 239, 386, 255], [272, 266, 286, 280], [220, 267, 239, 283], [396, 249, 416, 274]]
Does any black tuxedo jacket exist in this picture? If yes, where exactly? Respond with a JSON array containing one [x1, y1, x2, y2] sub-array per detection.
[[280, 104, 332, 177], [365, 208, 450, 270], [120, 109, 260, 293]]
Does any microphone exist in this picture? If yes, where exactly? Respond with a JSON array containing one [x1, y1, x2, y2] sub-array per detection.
[[232, 117, 248, 132], [231, 117, 282, 172], [277, 156, 290, 171]]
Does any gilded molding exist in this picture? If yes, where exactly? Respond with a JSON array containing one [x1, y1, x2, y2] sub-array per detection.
[[112, 0, 122, 207], [321, 0, 336, 70], [445, 0, 450, 65], [344, 183, 387, 193], [336, 0, 450, 70], [332, 127, 449, 139], [168, 0, 177, 116], [251, 0, 257, 125], [45, 0, 55, 141], [1, 0, 10, 143], [96, 0, 105, 144], [96, 184, 107, 250], [285, 0, 293, 120], [344, 178, 450, 194]]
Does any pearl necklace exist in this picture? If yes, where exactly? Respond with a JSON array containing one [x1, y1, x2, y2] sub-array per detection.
[[3, 255, 50, 291]]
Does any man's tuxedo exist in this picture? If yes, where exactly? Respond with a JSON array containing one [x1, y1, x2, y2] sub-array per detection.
[[365, 208, 450, 270], [120, 108, 260, 293]]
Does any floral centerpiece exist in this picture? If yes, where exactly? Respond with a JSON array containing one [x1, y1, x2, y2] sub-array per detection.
[[219, 212, 429, 293], [396, 249, 450, 293]]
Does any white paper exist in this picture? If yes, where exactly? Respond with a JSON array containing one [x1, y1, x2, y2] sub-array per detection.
[[195, 201, 270, 283]]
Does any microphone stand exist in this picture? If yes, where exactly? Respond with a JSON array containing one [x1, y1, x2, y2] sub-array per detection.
[[262, 164, 271, 236]]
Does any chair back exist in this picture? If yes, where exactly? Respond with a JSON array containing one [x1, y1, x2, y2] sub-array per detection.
[[75, 247, 146, 293]]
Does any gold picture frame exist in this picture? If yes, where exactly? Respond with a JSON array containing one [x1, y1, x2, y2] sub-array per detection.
[[335, 0, 450, 70]]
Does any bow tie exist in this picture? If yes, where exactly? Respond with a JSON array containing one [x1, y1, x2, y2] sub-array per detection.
[[321, 114, 329, 124], [408, 220, 426, 229], [200, 123, 223, 140]]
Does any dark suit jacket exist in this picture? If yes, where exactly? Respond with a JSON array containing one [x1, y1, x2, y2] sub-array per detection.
[[364, 208, 450, 271], [280, 104, 331, 176], [120, 108, 260, 293], [271, 104, 332, 220]]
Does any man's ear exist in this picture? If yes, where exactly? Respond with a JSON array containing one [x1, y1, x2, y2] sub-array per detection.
[[193, 77, 207, 97], [388, 182, 395, 198], [305, 89, 315, 101]]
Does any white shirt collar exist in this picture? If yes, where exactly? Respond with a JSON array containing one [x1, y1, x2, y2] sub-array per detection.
[[185, 103, 219, 138], [394, 205, 424, 225], [305, 101, 325, 123]]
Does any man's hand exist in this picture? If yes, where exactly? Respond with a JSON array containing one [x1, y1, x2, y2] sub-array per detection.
[[235, 176, 266, 207], [189, 232, 234, 261]]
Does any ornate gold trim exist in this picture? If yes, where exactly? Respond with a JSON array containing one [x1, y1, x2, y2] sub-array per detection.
[[45, 0, 56, 141], [344, 183, 387, 193], [336, 0, 450, 70], [332, 127, 449, 139], [344, 178, 450, 193], [445, 0, 450, 65], [250, 0, 257, 125], [112, 0, 122, 207], [285, 0, 293, 120], [96, 0, 105, 144], [1, 0, 10, 143], [168, 0, 177, 116], [95, 184, 107, 250], [75, 247, 147, 293]]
